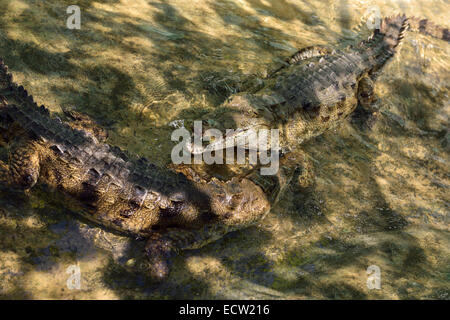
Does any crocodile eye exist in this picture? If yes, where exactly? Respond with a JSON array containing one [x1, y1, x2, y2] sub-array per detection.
[[88, 168, 101, 179], [50, 145, 64, 155], [129, 200, 140, 208], [303, 102, 313, 110], [20, 174, 36, 188]]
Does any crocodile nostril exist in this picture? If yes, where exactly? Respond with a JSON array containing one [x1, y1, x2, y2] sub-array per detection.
[[23, 173, 35, 183], [20, 174, 36, 188]]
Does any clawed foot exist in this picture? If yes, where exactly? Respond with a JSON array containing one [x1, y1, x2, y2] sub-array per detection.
[[145, 236, 176, 281], [63, 110, 108, 143], [296, 159, 315, 189], [350, 102, 379, 131]]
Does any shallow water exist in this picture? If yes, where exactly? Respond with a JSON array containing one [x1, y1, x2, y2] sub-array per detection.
[[0, 0, 449, 299]]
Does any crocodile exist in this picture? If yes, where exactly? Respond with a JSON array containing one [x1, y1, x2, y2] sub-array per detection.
[[0, 59, 299, 280], [195, 15, 448, 164], [0, 14, 447, 280]]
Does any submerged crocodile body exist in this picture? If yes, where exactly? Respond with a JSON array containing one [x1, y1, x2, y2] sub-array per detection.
[[199, 15, 448, 158], [0, 15, 447, 280], [0, 59, 292, 280]]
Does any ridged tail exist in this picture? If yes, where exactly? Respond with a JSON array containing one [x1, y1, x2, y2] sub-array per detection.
[[408, 16, 450, 42], [0, 58, 49, 114], [375, 14, 409, 53], [357, 14, 409, 79], [0, 58, 96, 147]]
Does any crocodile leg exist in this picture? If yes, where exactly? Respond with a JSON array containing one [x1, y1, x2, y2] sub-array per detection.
[[63, 110, 108, 143], [0, 139, 40, 190], [268, 45, 333, 78], [357, 76, 376, 109], [244, 149, 312, 204], [293, 151, 315, 189], [241, 44, 331, 91], [287, 46, 333, 65], [243, 45, 334, 93], [145, 224, 232, 280], [146, 150, 306, 280], [247, 148, 314, 191], [276, 149, 315, 189], [351, 76, 380, 129]]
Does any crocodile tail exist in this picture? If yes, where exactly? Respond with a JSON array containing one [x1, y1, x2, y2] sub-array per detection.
[[358, 15, 409, 79], [0, 58, 14, 94], [376, 14, 409, 53], [407, 16, 450, 42], [0, 58, 50, 116]]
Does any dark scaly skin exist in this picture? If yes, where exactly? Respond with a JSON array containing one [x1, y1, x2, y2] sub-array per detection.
[[0, 60, 281, 280], [407, 16, 450, 41], [202, 14, 449, 148], [196, 15, 414, 162], [0, 15, 446, 280], [192, 14, 448, 186]]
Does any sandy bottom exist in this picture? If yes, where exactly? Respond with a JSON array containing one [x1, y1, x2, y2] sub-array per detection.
[[0, 0, 448, 299]]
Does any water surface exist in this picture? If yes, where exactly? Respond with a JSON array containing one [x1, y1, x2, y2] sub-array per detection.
[[0, 0, 448, 299]]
